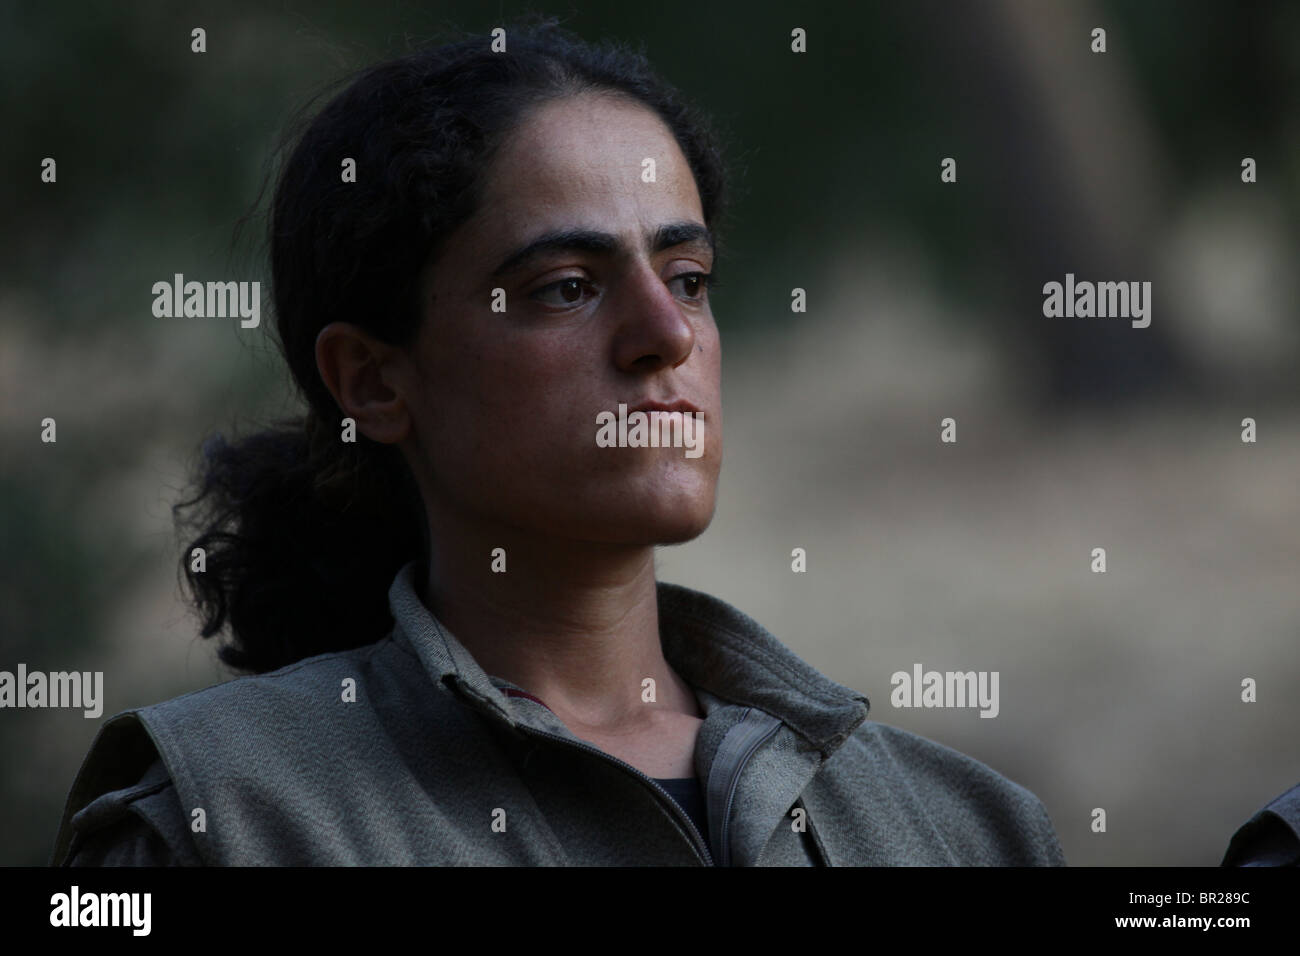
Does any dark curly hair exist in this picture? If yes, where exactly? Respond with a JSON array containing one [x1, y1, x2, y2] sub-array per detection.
[[172, 18, 732, 675]]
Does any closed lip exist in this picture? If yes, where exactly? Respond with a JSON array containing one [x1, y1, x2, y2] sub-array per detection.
[[629, 399, 702, 415]]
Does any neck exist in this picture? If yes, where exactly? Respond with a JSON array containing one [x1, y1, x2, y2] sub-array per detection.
[[420, 510, 700, 734]]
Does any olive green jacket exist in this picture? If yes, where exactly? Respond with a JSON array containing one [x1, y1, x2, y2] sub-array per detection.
[[52, 562, 1066, 866]]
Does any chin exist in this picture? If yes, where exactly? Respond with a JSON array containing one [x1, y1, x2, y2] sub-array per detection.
[[565, 489, 718, 547], [625, 490, 718, 545], [647, 510, 715, 545]]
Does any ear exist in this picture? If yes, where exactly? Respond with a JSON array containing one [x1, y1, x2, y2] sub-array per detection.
[[314, 323, 412, 444]]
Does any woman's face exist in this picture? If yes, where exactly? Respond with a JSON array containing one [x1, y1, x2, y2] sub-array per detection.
[[399, 92, 722, 547]]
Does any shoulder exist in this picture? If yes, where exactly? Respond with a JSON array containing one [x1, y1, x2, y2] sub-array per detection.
[[132, 635, 437, 756], [58, 758, 200, 866], [847, 720, 1047, 806], [53, 636, 434, 865], [1222, 782, 1300, 866], [815, 720, 1066, 865], [146, 637, 403, 717], [121, 633, 451, 777]]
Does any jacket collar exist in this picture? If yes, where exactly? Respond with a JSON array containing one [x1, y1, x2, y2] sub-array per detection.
[[387, 560, 869, 758]]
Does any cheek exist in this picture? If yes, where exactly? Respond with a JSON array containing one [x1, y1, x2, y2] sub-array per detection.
[[701, 328, 724, 401], [418, 333, 595, 484]]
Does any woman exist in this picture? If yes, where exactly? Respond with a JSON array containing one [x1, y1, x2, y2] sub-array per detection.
[[52, 21, 1066, 866]]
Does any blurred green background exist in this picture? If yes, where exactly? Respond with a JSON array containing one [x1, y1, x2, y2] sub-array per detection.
[[3, 0, 1299, 866]]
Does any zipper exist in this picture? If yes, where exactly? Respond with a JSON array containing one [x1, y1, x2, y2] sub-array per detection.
[[446, 672, 717, 865], [801, 797, 830, 866], [708, 708, 783, 867], [451, 676, 787, 867], [513, 723, 717, 866]]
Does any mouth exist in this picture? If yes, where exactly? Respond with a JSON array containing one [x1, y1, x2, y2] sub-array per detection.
[[629, 399, 702, 415]]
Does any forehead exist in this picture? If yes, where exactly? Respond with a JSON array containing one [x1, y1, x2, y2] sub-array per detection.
[[475, 92, 704, 239]]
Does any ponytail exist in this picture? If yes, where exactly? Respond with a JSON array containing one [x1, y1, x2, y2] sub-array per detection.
[[173, 412, 425, 674]]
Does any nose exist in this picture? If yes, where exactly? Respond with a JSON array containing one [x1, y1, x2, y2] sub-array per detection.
[[611, 260, 697, 373]]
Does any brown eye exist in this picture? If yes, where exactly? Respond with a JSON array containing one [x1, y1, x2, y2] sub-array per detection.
[[671, 272, 712, 301], [531, 277, 592, 308]]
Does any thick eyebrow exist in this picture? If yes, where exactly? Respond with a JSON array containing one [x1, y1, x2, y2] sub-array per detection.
[[490, 221, 714, 279]]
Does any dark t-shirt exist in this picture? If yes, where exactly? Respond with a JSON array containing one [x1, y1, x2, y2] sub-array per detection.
[[653, 776, 712, 859]]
